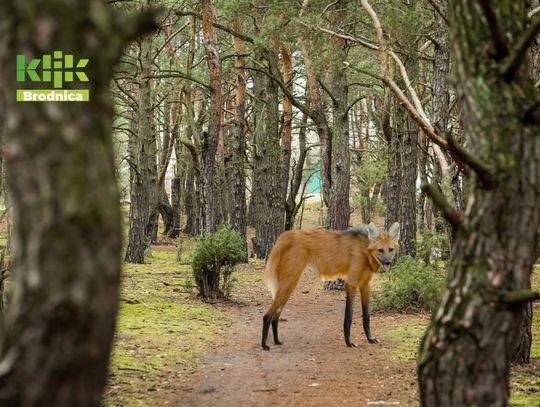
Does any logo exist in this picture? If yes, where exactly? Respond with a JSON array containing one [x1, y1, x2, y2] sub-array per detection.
[[16, 51, 90, 102]]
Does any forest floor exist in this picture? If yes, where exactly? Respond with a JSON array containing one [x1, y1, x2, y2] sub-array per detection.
[[103, 232, 540, 407], [164, 263, 425, 407]]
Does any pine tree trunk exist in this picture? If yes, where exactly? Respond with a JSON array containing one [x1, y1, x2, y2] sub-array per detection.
[[169, 173, 181, 238], [252, 64, 284, 259], [511, 0, 540, 365], [157, 187, 173, 236], [231, 19, 248, 256], [285, 112, 308, 230], [168, 127, 183, 239], [157, 99, 175, 236], [0, 251, 6, 314], [0, 0, 150, 403], [301, 35, 332, 208], [385, 46, 418, 257], [125, 35, 156, 262], [200, 0, 222, 233], [384, 98, 401, 230], [418, 132, 428, 230], [324, 0, 350, 291], [183, 160, 200, 236], [430, 0, 461, 254], [418, 2, 540, 405], [431, 0, 450, 143], [280, 46, 293, 207], [327, 0, 350, 231]]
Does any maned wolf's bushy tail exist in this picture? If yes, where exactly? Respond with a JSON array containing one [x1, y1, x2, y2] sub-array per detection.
[[264, 251, 279, 300]]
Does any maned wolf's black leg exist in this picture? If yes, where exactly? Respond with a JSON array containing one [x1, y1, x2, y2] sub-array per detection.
[[361, 286, 379, 344], [344, 285, 357, 348], [271, 313, 283, 345], [262, 314, 271, 350]]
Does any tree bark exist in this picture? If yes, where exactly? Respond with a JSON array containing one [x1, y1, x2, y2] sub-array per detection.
[[200, 0, 222, 233], [326, 0, 351, 231], [300, 18, 332, 208], [252, 60, 284, 259], [511, 0, 540, 365], [125, 35, 157, 263], [384, 98, 401, 232], [398, 105, 418, 257], [231, 18, 248, 256], [0, 0, 150, 403], [383, 87, 412, 245], [323, 0, 350, 291], [0, 252, 6, 314], [418, 2, 540, 405], [181, 19, 201, 236], [169, 170, 182, 238], [385, 35, 418, 257], [156, 98, 176, 236], [280, 45, 293, 207], [285, 112, 308, 230]]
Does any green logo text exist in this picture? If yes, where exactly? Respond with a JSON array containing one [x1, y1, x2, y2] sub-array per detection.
[[16, 51, 90, 102]]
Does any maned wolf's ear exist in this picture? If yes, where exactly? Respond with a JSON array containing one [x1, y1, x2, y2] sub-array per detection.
[[388, 222, 400, 241], [368, 223, 379, 240]]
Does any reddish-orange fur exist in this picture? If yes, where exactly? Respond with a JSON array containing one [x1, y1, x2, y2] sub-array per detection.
[[262, 225, 400, 350]]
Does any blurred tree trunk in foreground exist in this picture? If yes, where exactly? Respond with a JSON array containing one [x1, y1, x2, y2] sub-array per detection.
[[0, 0, 155, 405]]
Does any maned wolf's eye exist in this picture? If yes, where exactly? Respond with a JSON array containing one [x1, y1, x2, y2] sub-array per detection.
[[378, 248, 384, 253], [389, 248, 394, 252]]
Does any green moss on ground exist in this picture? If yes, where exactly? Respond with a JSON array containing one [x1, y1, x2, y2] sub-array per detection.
[[104, 243, 229, 406], [380, 315, 428, 361], [510, 370, 540, 407], [510, 266, 540, 406]]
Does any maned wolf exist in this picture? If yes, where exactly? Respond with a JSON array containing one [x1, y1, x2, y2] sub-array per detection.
[[261, 222, 400, 350]]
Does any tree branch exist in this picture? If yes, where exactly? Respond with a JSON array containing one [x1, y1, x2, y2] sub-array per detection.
[[152, 21, 189, 64], [175, 10, 254, 43], [530, 6, 540, 18], [476, 0, 509, 59], [180, 139, 201, 174], [501, 290, 540, 304], [360, 0, 449, 151], [241, 63, 314, 124], [501, 17, 540, 80], [421, 182, 463, 230], [426, 0, 449, 25], [304, 22, 377, 50], [317, 79, 338, 105], [144, 72, 210, 89], [447, 134, 494, 185], [344, 96, 365, 117]]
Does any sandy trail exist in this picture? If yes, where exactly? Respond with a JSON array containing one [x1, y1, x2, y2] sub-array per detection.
[[168, 270, 422, 407]]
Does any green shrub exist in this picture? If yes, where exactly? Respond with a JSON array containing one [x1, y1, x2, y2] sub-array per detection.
[[416, 227, 449, 265], [373, 256, 446, 312], [191, 226, 246, 299]]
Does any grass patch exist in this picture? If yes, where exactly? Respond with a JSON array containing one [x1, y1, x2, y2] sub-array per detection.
[[380, 315, 428, 361], [510, 368, 540, 407], [104, 245, 229, 406], [532, 306, 540, 359]]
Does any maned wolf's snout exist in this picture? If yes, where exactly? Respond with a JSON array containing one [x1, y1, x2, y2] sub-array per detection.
[[380, 257, 394, 271]]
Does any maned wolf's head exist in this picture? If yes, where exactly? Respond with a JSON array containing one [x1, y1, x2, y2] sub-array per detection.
[[367, 222, 400, 271]]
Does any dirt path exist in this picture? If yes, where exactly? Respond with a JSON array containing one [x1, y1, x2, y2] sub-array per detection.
[[167, 270, 425, 407]]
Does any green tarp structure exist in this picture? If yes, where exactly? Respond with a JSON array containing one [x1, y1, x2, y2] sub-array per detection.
[[306, 167, 321, 194]]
